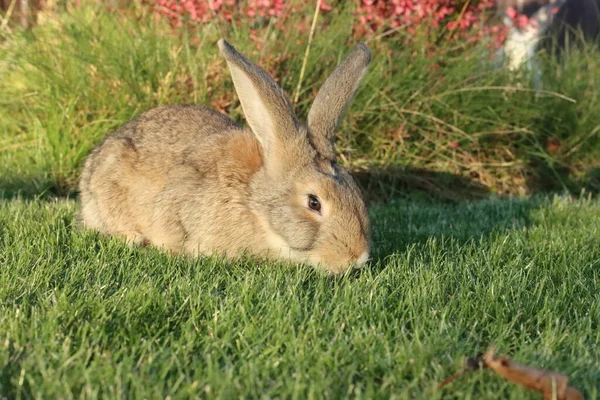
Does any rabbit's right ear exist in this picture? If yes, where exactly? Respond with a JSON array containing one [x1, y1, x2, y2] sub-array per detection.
[[307, 44, 371, 161], [218, 40, 300, 170]]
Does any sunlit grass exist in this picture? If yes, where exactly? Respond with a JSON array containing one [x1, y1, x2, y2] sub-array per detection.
[[0, 195, 598, 398], [1, 2, 599, 199], [0, 4, 599, 397]]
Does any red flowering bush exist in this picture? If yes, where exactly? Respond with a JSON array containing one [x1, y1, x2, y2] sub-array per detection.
[[504, 4, 561, 29], [146, 0, 331, 27], [144, 0, 508, 49], [357, 0, 507, 48], [358, 0, 457, 33], [148, 0, 234, 26]]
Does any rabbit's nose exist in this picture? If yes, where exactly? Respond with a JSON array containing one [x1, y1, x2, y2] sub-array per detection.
[[356, 251, 370, 268]]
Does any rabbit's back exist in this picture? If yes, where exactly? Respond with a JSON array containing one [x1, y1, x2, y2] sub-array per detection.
[[79, 105, 262, 251], [82, 105, 241, 178]]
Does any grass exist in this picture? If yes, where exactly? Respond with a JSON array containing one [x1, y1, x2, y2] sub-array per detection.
[[0, 195, 599, 398], [1, 2, 600, 398], [0, 2, 599, 199]]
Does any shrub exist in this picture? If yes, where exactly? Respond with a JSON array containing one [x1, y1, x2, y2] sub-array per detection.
[[1, 1, 598, 200], [145, 0, 507, 46]]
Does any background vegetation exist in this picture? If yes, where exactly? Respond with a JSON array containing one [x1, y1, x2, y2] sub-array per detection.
[[1, 1, 599, 399], [1, 0, 599, 201]]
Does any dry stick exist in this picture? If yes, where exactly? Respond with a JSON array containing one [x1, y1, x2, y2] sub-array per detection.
[[438, 347, 584, 400], [0, 0, 18, 33], [19, 0, 29, 29], [440, 0, 471, 44], [483, 346, 584, 400], [565, 124, 600, 157], [378, 89, 471, 139], [293, 0, 322, 105], [429, 86, 576, 103], [437, 353, 485, 389]]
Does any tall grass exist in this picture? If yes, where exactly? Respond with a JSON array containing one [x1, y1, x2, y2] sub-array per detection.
[[1, 1, 599, 199]]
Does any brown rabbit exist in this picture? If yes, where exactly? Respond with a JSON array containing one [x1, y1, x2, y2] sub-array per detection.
[[79, 40, 372, 274]]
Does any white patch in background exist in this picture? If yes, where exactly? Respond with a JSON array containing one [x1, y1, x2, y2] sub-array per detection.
[[502, 24, 544, 71], [495, 1, 567, 88]]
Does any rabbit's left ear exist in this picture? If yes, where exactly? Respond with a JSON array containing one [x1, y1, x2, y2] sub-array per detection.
[[307, 44, 371, 161], [218, 39, 300, 170]]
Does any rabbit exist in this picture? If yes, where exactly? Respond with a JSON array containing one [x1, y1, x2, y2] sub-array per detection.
[[78, 39, 372, 274]]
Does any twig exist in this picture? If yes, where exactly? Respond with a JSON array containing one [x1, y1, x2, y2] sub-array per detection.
[[438, 0, 471, 45], [438, 346, 584, 400], [293, 0, 322, 104], [565, 124, 600, 157], [20, 0, 29, 29], [0, 0, 18, 33], [378, 89, 472, 140], [428, 86, 577, 103], [437, 353, 485, 389]]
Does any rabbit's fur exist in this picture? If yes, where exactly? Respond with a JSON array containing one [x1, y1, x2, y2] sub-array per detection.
[[79, 40, 372, 274]]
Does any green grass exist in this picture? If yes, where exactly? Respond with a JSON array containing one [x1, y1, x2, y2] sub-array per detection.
[[1, 2, 600, 199], [1, 2, 599, 398], [1, 195, 599, 398]]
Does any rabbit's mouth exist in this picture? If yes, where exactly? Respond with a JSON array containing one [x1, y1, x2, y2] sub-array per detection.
[[257, 211, 370, 273]]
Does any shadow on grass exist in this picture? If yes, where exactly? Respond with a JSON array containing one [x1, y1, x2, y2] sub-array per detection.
[[363, 193, 546, 273], [351, 168, 553, 270], [525, 160, 600, 196], [0, 176, 76, 201], [0, 340, 30, 399], [352, 166, 491, 204]]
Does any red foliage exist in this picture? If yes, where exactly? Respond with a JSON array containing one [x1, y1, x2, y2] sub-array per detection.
[[143, 0, 510, 49], [146, 0, 332, 26], [357, 0, 508, 47]]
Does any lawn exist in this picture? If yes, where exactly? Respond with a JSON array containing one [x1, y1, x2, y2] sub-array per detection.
[[1, 2, 600, 199], [1, 1, 600, 399], [1, 196, 599, 398]]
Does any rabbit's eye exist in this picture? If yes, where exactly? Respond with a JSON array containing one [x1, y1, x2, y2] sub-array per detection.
[[308, 195, 322, 213]]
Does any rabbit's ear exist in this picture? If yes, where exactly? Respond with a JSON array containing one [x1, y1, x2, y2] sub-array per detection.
[[307, 44, 371, 161], [218, 40, 299, 163]]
